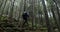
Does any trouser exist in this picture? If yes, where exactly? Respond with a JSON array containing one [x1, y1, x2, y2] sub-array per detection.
[[22, 19, 28, 27]]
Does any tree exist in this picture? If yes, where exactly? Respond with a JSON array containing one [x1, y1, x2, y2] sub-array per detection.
[[53, 0, 60, 32], [9, 0, 15, 18], [41, 0, 54, 32]]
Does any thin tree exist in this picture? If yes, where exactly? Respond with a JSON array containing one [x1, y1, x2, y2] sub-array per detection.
[[9, 0, 15, 18], [0, 0, 4, 8], [41, 0, 54, 32], [53, 0, 60, 32], [0, 0, 7, 21]]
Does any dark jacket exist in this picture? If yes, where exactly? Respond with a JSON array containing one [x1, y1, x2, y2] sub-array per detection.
[[22, 12, 29, 20]]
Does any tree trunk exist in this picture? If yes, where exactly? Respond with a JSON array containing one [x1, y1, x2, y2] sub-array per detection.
[[9, 0, 15, 18], [0, 0, 7, 21], [53, 0, 60, 32], [42, 0, 54, 32]]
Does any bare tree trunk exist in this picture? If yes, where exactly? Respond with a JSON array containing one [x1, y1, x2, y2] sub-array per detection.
[[18, 0, 23, 21], [9, 0, 15, 18], [31, 0, 35, 30], [0, 0, 7, 15], [0, 0, 7, 21], [0, 0, 4, 8], [53, 0, 60, 32], [42, 0, 54, 32], [50, 6, 58, 32]]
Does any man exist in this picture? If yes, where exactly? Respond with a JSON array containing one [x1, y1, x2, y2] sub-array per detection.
[[22, 11, 29, 26]]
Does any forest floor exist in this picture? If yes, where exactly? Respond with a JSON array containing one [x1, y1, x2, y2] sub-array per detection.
[[0, 16, 48, 32]]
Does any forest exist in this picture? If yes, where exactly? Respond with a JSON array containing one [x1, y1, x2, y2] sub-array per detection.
[[0, 0, 60, 32]]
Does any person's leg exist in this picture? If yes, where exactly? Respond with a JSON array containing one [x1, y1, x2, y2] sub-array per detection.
[[23, 19, 27, 25], [22, 19, 27, 27]]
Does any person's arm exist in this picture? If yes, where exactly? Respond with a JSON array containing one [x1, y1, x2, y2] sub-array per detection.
[[27, 14, 29, 17]]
